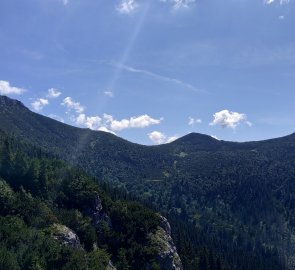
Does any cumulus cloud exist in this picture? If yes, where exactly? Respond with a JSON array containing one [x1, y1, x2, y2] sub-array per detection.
[[0, 80, 25, 95], [111, 119, 130, 131], [73, 112, 161, 132], [47, 88, 62, 99], [210, 109, 251, 129], [61, 97, 161, 133], [61, 97, 84, 114], [103, 113, 114, 123], [98, 126, 117, 135], [116, 0, 138, 14], [30, 88, 61, 112], [188, 116, 202, 126], [31, 98, 49, 112], [104, 90, 114, 98], [148, 131, 178, 145], [111, 115, 162, 131], [76, 114, 102, 130]]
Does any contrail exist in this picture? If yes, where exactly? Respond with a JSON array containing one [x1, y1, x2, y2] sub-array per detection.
[[114, 62, 203, 93]]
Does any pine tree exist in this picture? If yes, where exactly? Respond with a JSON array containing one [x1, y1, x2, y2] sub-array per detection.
[[199, 252, 209, 270], [117, 248, 129, 270], [0, 140, 14, 182]]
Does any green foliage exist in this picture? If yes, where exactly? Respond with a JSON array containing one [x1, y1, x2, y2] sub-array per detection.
[[0, 130, 163, 269], [0, 178, 16, 215], [117, 248, 129, 270], [108, 201, 159, 268], [2, 96, 295, 269], [57, 209, 97, 251]]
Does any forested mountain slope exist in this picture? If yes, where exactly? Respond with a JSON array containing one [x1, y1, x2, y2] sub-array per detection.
[[0, 130, 188, 270], [1, 95, 295, 269]]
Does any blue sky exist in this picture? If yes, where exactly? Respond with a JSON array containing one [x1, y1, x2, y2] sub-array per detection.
[[0, 0, 294, 144]]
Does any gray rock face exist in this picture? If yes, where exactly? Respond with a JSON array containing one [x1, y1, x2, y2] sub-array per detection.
[[84, 193, 112, 229], [160, 215, 172, 235], [149, 215, 183, 270], [106, 260, 117, 270], [52, 224, 82, 249]]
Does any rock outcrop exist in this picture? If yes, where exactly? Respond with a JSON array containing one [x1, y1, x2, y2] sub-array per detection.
[[52, 224, 82, 249], [84, 193, 112, 229], [106, 260, 117, 270], [149, 215, 183, 270]]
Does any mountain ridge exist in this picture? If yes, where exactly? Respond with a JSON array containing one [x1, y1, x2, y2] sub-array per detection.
[[0, 95, 294, 147], [2, 94, 295, 269]]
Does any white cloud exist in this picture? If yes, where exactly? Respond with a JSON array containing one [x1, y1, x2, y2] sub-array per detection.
[[211, 135, 219, 140], [148, 131, 178, 145], [264, 0, 290, 5], [61, 97, 84, 114], [111, 119, 130, 131], [31, 98, 49, 112], [188, 116, 202, 126], [116, 0, 138, 14], [148, 131, 167, 144], [73, 112, 161, 132], [111, 115, 162, 131], [210, 109, 251, 129], [76, 114, 102, 130], [47, 88, 62, 99], [103, 113, 114, 123], [30, 88, 61, 113], [73, 113, 161, 132], [60, 97, 161, 133], [0, 80, 25, 95], [62, 0, 68, 5], [104, 90, 114, 98], [98, 126, 117, 135], [130, 115, 162, 128]]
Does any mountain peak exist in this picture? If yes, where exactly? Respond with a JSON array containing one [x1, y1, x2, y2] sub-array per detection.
[[0, 95, 26, 109], [168, 132, 222, 151], [172, 132, 218, 144]]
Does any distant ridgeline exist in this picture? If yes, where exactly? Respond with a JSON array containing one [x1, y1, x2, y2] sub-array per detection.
[[1, 95, 295, 269]]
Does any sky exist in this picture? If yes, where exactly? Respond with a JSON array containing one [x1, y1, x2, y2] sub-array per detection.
[[0, 0, 294, 145]]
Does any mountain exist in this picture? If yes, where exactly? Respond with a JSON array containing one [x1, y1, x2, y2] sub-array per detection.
[[1, 95, 295, 269], [0, 128, 187, 270]]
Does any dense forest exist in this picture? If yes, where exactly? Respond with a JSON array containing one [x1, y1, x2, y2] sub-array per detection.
[[1, 95, 295, 269], [0, 129, 230, 269], [0, 132, 161, 269]]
